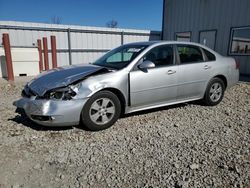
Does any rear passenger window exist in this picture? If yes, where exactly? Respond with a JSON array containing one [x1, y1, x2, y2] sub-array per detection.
[[203, 48, 216, 61], [177, 45, 204, 64]]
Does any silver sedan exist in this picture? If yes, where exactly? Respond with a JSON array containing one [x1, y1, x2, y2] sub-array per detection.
[[14, 41, 239, 131]]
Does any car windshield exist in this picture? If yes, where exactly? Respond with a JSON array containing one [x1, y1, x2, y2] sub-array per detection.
[[93, 44, 148, 70]]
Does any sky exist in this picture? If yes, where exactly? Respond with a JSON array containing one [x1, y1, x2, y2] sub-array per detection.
[[0, 0, 163, 31]]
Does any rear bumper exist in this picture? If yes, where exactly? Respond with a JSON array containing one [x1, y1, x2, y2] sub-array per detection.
[[13, 97, 88, 126]]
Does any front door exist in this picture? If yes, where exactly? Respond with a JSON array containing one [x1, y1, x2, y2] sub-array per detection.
[[129, 45, 178, 107]]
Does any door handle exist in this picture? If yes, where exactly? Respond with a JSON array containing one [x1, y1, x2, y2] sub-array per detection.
[[204, 65, 211, 70], [167, 70, 176, 75]]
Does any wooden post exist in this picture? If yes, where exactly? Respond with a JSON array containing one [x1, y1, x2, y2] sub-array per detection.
[[51, 36, 57, 68], [2, 33, 14, 81], [37, 39, 43, 72], [42, 37, 49, 70]]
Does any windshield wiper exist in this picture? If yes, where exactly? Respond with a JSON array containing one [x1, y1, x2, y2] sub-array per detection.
[[94, 64, 118, 70]]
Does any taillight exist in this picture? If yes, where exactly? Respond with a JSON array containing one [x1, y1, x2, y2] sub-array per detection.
[[235, 59, 240, 69]]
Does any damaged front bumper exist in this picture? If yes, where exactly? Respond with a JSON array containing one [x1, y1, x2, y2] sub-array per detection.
[[13, 97, 88, 126]]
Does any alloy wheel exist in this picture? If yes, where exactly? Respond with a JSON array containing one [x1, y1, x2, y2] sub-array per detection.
[[209, 82, 222, 102], [89, 98, 115, 125]]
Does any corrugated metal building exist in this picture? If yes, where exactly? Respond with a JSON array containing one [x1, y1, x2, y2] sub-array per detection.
[[162, 0, 250, 76], [0, 21, 161, 69]]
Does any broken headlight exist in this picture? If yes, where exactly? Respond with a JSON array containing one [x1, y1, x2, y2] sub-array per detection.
[[46, 83, 81, 100]]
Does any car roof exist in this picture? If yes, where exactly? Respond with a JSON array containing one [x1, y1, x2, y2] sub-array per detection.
[[125, 40, 220, 55], [126, 40, 204, 46]]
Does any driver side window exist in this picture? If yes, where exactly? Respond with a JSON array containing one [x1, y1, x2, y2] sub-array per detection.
[[142, 45, 174, 67]]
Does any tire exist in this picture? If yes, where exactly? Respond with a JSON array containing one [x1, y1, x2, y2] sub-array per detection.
[[203, 77, 225, 106], [81, 90, 121, 131]]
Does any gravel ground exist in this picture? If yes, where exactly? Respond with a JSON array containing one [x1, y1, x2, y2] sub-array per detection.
[[0, 77, 249, 188]]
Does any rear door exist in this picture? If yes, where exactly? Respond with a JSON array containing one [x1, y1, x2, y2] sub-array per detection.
[[176, 44, 212, 100], [129, 44, 178, 107]]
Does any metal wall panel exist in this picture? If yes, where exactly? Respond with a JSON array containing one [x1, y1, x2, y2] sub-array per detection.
[[57, 53, 69, 67], [163, 0, 250, 75], [71, 52, 105, 65], [123, 35, 150, 44], [0, 21, 161, 74], [0, 47, 39, 77]]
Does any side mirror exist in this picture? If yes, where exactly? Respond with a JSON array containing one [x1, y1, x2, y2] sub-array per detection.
[[138, 60, 155, 70]]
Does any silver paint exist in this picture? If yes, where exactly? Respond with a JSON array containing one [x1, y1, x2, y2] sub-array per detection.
[[13, 41, 239, 127]]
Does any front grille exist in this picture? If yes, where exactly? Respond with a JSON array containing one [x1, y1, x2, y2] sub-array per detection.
[[31, 115, 52, 121]]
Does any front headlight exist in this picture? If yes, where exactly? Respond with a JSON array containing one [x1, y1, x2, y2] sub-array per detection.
[[69, 82, 81, 93], [46, 83, 82, 100]]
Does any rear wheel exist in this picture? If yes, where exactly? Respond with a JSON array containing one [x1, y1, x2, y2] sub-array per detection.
[[203, 77, 225, 106], [81, 91, 121, 131]]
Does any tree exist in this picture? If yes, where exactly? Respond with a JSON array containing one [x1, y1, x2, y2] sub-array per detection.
[[106, 19, 118, 28], [51, 16, 62, 24]]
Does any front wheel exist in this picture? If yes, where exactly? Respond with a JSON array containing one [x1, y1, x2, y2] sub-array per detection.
[[203, 77, 225, 106], [81, 91, 121, 131]]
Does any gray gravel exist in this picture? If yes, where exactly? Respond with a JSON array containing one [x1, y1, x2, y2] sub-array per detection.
[[0, 77, 249, 188]]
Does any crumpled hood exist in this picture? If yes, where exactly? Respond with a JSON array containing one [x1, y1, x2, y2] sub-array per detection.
[[28, 64, 108, 96]]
